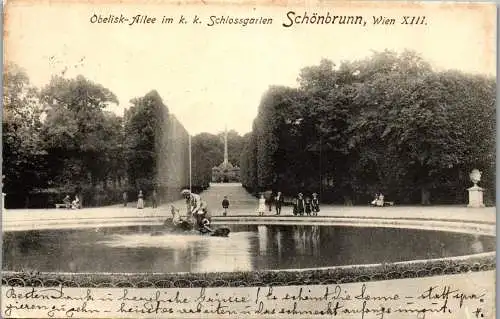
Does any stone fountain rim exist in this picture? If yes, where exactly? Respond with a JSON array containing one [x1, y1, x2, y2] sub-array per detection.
[[2, 252, 495, 288], [2, 220, 496, 287]]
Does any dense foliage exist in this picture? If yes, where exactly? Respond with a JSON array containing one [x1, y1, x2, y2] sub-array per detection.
[[2, 65, 190, 208], [3, 63, 47, 205], [123, 90, 190, 202], [240, 51, 496, 205]]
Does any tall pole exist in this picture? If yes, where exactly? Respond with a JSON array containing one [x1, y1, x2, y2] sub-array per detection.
[[223, 125, 228, 166], [319, 134, 322, 199], [189, 134, 192, 192]]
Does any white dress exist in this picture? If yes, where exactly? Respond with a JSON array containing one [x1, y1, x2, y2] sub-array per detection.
[[137, 194, 144, 209], [257, 198, 266, 215]]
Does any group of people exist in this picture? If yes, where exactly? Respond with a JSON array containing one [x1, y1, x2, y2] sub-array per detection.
[[370, 193, 394, 207], [256, 191, 320, 216], [256, 191, 284, 216], [370, 193, 385, 207], [62, 195, 81, 209], [292, 192, 320, 216]]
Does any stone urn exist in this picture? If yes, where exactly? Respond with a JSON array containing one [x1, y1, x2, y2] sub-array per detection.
[[467, 169, 484, 208]]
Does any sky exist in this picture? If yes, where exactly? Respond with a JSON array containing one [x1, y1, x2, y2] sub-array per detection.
[[5, 2, 496, 135]]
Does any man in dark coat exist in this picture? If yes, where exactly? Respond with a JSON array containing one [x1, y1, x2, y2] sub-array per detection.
[[274, 191, 284, 215]]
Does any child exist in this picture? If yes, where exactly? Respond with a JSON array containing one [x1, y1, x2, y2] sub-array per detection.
[[257, 194, 266, 216], [222, 196, 229, 216]]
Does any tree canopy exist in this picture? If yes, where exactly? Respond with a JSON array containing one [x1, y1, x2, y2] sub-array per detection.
[[240, 50, 495, 205], [2, 67, 191, 208]]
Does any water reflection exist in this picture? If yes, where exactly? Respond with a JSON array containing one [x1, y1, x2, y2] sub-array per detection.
[[275, 228, 283, 263], [194, 232, 253, 272], [257, 225, 268, 255], [471, 234, 484, 254], [289, 225, 320, 258], [2, 226, 495, 274]]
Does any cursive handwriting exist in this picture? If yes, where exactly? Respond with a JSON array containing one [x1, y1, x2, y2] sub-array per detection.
[[6, 287, 94, 302], [2, 284, 491, 318], [118, 288, 189, 304]]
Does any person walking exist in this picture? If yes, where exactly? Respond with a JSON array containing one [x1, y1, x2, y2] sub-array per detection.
[[152, 189, 158, 208], [137, 190, 144, 209], [122, 191, 128, 207], [275, 191, 284, 215], [222, 196, 229, 216], [257, 193, 266, 216]]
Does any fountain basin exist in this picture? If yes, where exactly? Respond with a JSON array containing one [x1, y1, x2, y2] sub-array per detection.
[[2, 224, 496, 287]]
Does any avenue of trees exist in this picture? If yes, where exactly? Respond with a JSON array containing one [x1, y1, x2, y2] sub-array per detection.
[[240, 50, 496, 205], [3, 63, 190, 208], [191, 130, 247, 189]]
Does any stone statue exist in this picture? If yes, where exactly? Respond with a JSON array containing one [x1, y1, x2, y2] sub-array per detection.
[[467, 169, 484, 208], [469, 169, 482, 186]]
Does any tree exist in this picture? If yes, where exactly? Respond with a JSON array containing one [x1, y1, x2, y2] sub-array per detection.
[[348, 53, 494, 204], [191, 133, 223, 188], [41, 75, 119, 186], [2, 63, 46, 202], [123, 90, 168, 191], [123, 90, 190, 201], [241, 50, 495, 205]]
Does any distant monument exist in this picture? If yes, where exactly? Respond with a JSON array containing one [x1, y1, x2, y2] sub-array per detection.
[[467, 169, 485, 208], [212, 127, 240, 183]]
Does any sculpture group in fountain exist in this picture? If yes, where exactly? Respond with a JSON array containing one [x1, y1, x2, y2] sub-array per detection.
[[467, 169, 484, 208]]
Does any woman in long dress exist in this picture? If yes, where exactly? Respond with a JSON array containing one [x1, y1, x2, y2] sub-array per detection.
[[257, 194, 266, 216], [137, 190, 144, 209], [311, 193, 320, 216]]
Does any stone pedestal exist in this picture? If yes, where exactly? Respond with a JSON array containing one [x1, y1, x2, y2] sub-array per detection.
[[467, 185, 485, 208]]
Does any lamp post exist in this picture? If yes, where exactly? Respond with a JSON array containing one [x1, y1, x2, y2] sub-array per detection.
[[2, 175, 5, 211], [188, 134, 192, 193], [319, 134, 322, 199]]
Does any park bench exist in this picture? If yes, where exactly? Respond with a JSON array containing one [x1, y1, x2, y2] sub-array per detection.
[[55, 203, 69, 209]]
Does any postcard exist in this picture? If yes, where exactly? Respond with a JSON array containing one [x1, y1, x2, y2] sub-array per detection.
[[2, 1, 496, 318]]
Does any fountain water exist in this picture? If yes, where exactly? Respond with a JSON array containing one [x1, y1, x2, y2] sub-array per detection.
[[155, 112, 190, 206]]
